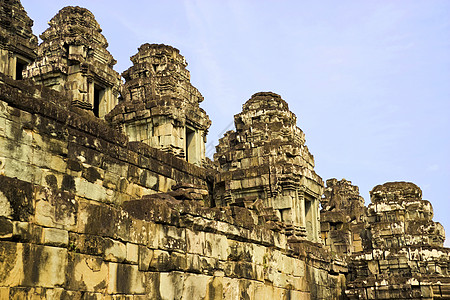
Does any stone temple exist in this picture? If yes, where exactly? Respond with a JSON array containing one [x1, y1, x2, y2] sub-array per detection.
[[0, 2, 449, 299]]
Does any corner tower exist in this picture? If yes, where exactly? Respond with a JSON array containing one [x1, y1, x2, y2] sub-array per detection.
[[0, 0, 37, 79], [214, 92, 323, 241], [347, 181, 449, 298], [24, 6, 121, 118], [107, 44, 211, 166]]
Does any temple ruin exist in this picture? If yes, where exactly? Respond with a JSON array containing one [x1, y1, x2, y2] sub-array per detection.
[[320, 179, 367, 258], [107, 43, 211, 166], [0, 0, 37, 79], [23, 6, 121, 118], [0, 2, 449, 299], [347, 182, 450, 299], [214, 92, 322, 242]]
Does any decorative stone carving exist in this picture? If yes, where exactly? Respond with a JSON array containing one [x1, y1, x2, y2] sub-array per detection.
[[1, 2, 450, 299], [0, 0, 37, 79], [107, 44, 211, 166], [23, 6, 121, 118], [214, 92, 322, 242], [346, 182, 450, 299], [320, 178, 367, 258]]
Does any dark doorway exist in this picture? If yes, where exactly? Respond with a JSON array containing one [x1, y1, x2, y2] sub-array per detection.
[[185, 127, 195, 163], [15, 59, 26, 80], [93, 84, 104, 117]]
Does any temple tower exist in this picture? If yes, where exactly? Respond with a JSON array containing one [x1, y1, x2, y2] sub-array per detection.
[[107, 43, 211, 166], [320, 178, 367, 257], [347, 182, 450, 299], [214, 92, 323, 242], [0, 0, 37, 79], [24, 6, 121, 118]]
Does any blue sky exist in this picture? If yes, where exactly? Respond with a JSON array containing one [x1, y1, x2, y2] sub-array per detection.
[[22, 0, 450, 247]]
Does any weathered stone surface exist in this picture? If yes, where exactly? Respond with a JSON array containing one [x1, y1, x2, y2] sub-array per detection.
[[320, 178, 367, 258], [0, 0, 37, 79], [346, 181, 450, 299], [214, 92, 322, 242], [1, 2, 448, 299], [107, 44, 211, 166], [23, 6, 121, 118], [65, 252, 108, 292]]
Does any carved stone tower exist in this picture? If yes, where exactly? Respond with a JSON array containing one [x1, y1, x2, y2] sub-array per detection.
[[0, 0, 37, 79], [107, 43, 211, 166], [214, 92, 323, 242], [24, 6, 121, 118], [320, 178, 367, 257], [347, 182, 450, 299]]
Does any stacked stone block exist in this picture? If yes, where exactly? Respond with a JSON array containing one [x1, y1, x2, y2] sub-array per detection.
[[24, 6, 121, 118], [346, 182, 450, 299], [214, 92, 323, 242], [320, 178, 367, 258], [0, 75, 347, 299], [0, 0, 37, 80], [107, 44, 211, 166], [2, 1, 450, 299]]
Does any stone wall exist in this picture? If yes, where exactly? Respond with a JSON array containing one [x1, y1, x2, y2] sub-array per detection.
[[0, 76, 347, 299], [4, 2, 450, 299]]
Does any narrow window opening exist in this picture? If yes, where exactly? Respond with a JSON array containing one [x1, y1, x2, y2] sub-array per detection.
[[185, 127, 195, 163], [93, 84, 105, 118], [305, 199, 313, 240], [15, 59, 26, 80]]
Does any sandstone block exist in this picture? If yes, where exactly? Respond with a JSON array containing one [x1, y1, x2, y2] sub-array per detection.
[[108, 263, 144, 295], [34, 187, 77, 230], [150, 250, 171, 271], [293, 259, 305, 277], [182, 273, 209, 300], [186, 228, 205, 255], [222, 277, 240, 300], [186, 253, 201, 272], [126, 242, 139, 264], [21, 243, 67, 287], [104, 238, 126, 262], [238, 279, 255, 299], [159, 271, 185, 300], [205, 233, 228, 260], [138, 245, 154, 271], [66, 252, 108, 292], [206, 276, 223, 300], [254, 282, 276, 300], [160, 225, 186, 252], [147, 222, 160, 249], [0, 216, 13, 238], [0, 288, 9, 299], [0, 242, 24, 286], [41, 227, 68, 247]]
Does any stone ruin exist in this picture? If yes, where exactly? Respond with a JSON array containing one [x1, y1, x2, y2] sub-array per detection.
[[347, 182, 450, 299], [0, 2, 449, 299], [214, 92, 322, 242], [23, 6, 121, 118], [0, 0, 37, 79], [320, 179, 367, 258], [107, 43, 211, 166]]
